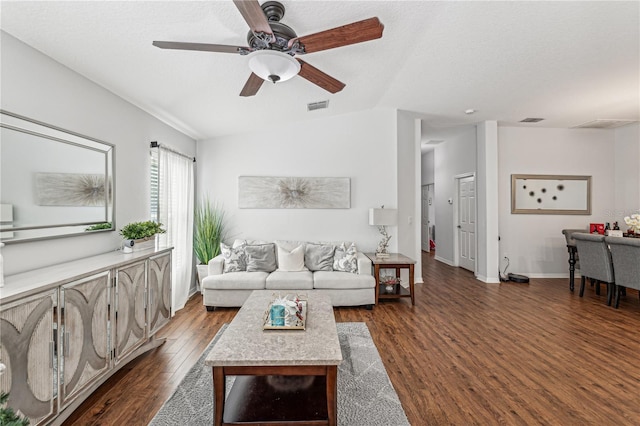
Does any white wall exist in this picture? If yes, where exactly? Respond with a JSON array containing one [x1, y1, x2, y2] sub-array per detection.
[[396, 111, 423, 282], [421, 150, 434, 185], [427, 125, 477, 265], [614, 123, 640, 225], [497, 126, 615, 277], [1, 32, 196, 275], [476, 121, 499, 283], [196, 108, 398, 254]]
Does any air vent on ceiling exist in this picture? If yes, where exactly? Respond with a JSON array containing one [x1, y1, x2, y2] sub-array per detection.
[[571, 119, 637, 129], [307, 100, 329, 112], [520, 117, 545, 123], [424, 139, 444, 145]]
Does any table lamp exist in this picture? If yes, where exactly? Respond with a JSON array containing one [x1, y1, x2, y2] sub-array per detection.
[[369, 206, 397, 258]]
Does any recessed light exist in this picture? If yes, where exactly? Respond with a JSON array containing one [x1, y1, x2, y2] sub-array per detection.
[[520, 117, 545, 123], [465, 109, 475, 115]]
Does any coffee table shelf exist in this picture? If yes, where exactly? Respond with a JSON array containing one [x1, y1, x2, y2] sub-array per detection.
[[224, 375, 328, 423]]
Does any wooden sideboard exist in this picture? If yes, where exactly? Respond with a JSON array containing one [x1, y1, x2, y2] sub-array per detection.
[[0, 247, 172, 425]]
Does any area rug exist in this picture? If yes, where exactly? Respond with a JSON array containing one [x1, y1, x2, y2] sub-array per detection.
[[149, 322, 409, 426]]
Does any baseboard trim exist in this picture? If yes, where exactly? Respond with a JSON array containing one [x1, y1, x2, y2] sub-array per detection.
[[476, 275, 500, 283], [522, 273, 578, 279], [434, 256, 455, 267]]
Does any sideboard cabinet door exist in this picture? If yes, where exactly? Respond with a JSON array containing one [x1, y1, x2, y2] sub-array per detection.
[[114, 260, 147, 362], [148, 252, 171, 336], [0, 289, 57, 425], [60, 271, 111, 408]]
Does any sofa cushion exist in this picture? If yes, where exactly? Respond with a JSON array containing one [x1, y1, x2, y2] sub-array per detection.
[[245, 243, 277, 272], [276, 244, 306, 271], [313, 271, 375, 290], [202, 271, 268, 290], [266, 271, 314, 290], [220, 242, 246, 273], [274, 240, 307, 252], [333, 242, 358, 273], [305, 243, 335, 271]]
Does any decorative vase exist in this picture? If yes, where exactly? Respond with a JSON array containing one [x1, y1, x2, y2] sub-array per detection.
[[270, 304, 285, 326], [196, 264, 208, 289], [132, 235, 158, 252]]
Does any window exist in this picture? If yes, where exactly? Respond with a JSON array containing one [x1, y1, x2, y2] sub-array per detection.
[[150, 149, 159, 222]]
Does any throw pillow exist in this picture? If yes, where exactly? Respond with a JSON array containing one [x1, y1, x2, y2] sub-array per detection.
[[305, 243, 335, 271], [333, 242, 358, 273], [277, 244, 306, 272], [220, 242, 246, 273], [245, 243, 277, 272]]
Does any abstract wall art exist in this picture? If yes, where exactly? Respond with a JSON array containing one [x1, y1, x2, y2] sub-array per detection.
[[35, 173, 111, 206], [511, 174, 591, 215], [238, 176, 350, 209]]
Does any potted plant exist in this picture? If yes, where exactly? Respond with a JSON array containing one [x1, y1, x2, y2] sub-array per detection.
[[120, 221, 165, 252], [193, 198, 226, 285], [0, 391, 29, 425]]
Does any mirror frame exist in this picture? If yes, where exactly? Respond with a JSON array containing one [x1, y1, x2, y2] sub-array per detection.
[[0, 110, 116, 243], [511, 174, 591, 215]]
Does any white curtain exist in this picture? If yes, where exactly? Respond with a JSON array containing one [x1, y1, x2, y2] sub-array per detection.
[[158, 148, 194, 313]]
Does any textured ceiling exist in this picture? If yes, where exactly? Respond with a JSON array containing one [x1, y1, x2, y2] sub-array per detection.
[[1, 1, 638, 140]]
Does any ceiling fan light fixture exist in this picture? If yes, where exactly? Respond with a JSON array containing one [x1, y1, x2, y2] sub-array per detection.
[[248, 50, 300, 83]]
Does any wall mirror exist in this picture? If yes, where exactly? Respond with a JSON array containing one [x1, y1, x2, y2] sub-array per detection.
[[511, 174, 591, 215], [0, 110, 115, 243]]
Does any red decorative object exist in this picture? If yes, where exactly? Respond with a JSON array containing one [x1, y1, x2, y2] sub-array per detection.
[[590, 223, 605, 234]]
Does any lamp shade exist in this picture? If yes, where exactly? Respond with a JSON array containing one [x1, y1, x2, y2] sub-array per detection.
[[248, 50, 301, 83], [369, 208, 397, 226]]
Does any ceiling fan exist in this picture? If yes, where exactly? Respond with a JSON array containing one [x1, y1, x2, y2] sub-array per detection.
[[152, 0, 384, 97]]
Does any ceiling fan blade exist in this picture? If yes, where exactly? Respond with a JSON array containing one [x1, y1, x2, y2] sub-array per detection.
[[233, 0, 274, 40], [152, 41, 247, 54], [296, 59, 345, 94], [295, 17, 384, 54], [240, 73, 265, 97]]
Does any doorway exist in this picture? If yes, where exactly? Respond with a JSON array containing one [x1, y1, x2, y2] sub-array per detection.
[[421, 184, 435, 252], [455, 174, 476, 273]]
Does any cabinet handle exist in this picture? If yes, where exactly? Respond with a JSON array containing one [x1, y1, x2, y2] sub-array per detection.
[[49, 342, 54, 369], [64, 332, 70, 357]]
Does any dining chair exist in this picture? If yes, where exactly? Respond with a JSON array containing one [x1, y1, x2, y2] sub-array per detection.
[[562, 229, 586, 291], [605, 236, 640, 308], [572, 233, 615, 305]]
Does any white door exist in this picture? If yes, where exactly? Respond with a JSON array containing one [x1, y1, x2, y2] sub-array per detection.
[[421, 186, 429, 252], [457, 175, 476, 272]]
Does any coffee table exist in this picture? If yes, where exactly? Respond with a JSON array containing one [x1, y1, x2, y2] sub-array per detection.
[[205, 290, 342, 426]]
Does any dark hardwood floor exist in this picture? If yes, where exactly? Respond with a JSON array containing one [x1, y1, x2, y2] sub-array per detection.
[[65, 252, 640, 425]]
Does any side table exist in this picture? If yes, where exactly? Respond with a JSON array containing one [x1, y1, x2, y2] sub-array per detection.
[[365, 253, 416, 305]]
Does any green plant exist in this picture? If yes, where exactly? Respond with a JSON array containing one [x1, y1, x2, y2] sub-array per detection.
[[0, 392, 29, 425], [85, 222, 112, 232], [193, 198, 226, 264], [119, 221, 165, 240]]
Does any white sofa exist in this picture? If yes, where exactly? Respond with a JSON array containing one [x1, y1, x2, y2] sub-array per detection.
[[201, 240, 376, 310]]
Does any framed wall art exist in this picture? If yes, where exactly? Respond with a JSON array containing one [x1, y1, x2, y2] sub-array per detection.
[[511, 174, 591, 215], [238, 176, 350, 209]]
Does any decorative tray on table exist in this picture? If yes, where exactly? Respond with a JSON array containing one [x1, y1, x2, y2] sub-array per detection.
[[263, 295, 307, 330]]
